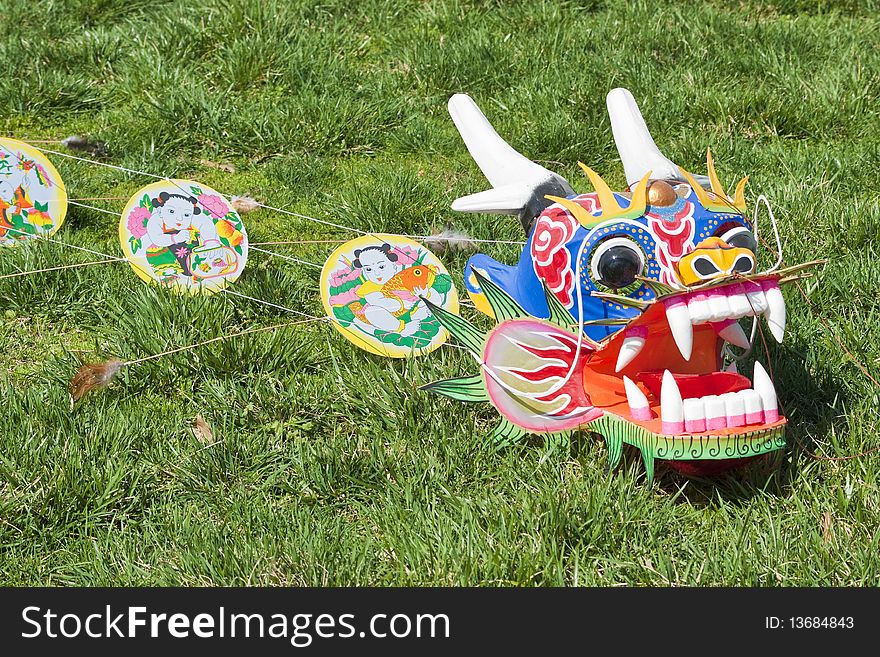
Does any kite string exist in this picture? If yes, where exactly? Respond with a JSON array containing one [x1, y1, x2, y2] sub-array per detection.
[[249, 246, 323, 270], [0, 225, 120, 260], [3, 203, 465, 352], [29, 144, 526, 246], [754, 194, 783, 273], [68, 200, 119, 216], [0, 257, 124, 280], [122, 317, 325, 367], [2, 220, 330, 328], [33, 145, 367, 236], [220, 288, 327, 321]]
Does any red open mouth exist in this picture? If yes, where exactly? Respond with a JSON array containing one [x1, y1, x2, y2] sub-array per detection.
[[588, 275, 788, 439]]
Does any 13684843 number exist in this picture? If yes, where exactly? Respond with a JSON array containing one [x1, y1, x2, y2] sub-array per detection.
[[789, 617, 854, 629]]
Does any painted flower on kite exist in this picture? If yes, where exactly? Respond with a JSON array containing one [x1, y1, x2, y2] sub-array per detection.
[[198, 193, 230, 219], [393, 245, 420, 267], [330, 265, 362, 287], [16, 156, 35, 172], [127, 206, 151, 238]]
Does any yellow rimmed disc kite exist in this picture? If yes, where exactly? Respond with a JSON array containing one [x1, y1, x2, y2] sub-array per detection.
[[0, 138, 69, 246], [320, 234, 459, 357], [119, 179, 248, 294]]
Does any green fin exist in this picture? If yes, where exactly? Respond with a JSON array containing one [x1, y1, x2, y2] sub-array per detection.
[[422, 298, 486, 356], [541, 279, 576, 328], [606, 433, 624, 471], [472, 269, 528, 322], [640, 445, 655, 484], [491, 416, 528, 447], [544, 430, 572, 451], [421, 374, 488, 403]]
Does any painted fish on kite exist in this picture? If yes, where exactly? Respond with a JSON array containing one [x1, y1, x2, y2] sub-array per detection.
[[423, 89, 820, 481], [320, 235, 458, 357]]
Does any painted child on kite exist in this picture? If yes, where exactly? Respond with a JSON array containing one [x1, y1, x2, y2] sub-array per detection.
[[327, 241, 454, 349], [125, 190, 241, 284]]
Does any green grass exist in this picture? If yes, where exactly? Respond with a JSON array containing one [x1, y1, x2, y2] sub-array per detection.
[[1, 0, 879, 585]]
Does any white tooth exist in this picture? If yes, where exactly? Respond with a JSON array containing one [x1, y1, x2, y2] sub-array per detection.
[[717, 321, 750, 349], [739, 388, 763, 424], [661, 370, 684, 424], [615, 334, 646, 372], [683, 397, 706, 432], [684, 398, 705, 418], [744, 286, 768, 314], [707, 292, 731, 323], [703, 395, 726, 429], [752, 361, 778, 419], [664, 300, 693, 360], [728, 293, 752, 318], [623, 376, 652, 420], [722, 392, 745, 428], [725, 360, 738, 374], [763, 283, 787, 343], [687, 294, 711, 325]]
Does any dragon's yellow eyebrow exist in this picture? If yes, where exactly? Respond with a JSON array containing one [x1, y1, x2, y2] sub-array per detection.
[[545, 167, 650, 228]]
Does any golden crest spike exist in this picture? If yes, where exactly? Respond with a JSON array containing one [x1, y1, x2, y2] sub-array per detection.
[[545, 195, 595, 227], [705, 147, 727, 199], [577, 162, 622, 217], [680, 167, 716, 210], [624, 170, 652, 218], [733, 175, 749, 212]]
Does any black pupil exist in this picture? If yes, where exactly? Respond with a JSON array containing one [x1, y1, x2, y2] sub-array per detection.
[[597, 246, 640, 289]]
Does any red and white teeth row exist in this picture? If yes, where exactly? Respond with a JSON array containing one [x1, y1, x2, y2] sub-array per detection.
[[661, 280, 786, 362], [622, 365, 779, 434]]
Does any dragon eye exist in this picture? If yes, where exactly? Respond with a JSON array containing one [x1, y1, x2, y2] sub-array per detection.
[[719, 226, 757, 253], [590, 238, 645, 290]]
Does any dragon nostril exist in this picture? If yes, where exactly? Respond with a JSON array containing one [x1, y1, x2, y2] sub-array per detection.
[[732, 255, 754, 273], [693, 257, 721, 277]]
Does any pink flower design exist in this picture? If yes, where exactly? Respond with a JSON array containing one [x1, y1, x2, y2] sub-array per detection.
[[392, 245, 419, 267], [127, 206, 151, 238], [175, 247, 189, 258], [198, 193, 230, 219], [330, 265, 362, 287]]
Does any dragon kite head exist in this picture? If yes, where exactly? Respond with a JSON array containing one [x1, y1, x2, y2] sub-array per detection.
[[425, 89, 818, 482]]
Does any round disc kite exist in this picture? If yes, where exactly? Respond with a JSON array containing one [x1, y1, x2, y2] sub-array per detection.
[[119, 180, 248, 293], [0, 137, 68, 246], [321, 234, 459, 357]]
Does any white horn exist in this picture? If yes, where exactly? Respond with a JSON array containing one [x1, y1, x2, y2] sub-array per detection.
[[448, 94, 574, 234], [606, 88, 708, 188]]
